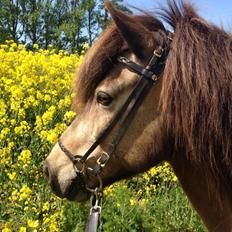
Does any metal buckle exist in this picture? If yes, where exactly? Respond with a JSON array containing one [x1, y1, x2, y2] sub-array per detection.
[[97, 152, 110, 168], [117, 56, 130, 64], [167, 31, 173, 41], [167, 35, 173, 41], [153, 47, 164, 58]]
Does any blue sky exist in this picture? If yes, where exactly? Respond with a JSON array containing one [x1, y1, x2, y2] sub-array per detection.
[[124, 0, 232, 31]]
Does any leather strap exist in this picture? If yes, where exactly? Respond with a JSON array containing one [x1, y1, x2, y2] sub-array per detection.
[[88, 46, 169, 175], [85, 209, 100, 232]]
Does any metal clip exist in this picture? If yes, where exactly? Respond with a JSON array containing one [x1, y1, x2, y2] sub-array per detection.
[[90, 188, 102, 214], [90, 197, 101, 215]]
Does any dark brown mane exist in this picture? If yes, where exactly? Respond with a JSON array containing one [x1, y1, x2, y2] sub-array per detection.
[[160, 1, 232, 197]]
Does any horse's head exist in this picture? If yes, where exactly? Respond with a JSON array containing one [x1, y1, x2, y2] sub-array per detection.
[[44, 2, 172, 201]]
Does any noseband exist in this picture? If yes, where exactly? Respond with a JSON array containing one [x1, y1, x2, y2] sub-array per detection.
[[58, 33, 172, 231]]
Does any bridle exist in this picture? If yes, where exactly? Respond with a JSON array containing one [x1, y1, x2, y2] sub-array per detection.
[[58, 32, 173, 231]]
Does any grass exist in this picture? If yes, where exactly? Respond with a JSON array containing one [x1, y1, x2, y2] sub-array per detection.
[[60, 179, 206, 232]]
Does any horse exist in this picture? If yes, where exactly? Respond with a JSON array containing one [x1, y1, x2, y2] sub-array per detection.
[[44, 1, 232, 231]]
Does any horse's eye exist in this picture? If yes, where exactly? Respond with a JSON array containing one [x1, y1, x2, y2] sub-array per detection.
[[96, 91, 113, 106]]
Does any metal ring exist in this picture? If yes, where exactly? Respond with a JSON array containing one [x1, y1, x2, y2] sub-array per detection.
[[73, 162, 86, 174], [85, 174, 103, 193]]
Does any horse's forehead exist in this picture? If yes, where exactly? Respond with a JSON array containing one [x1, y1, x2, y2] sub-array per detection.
[[96, 53, 141, 92]]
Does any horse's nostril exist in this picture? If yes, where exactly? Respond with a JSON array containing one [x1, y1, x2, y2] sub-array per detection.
[[43, 162, 50, 179]]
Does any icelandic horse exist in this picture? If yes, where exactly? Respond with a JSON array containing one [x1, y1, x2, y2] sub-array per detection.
[[44, 1, 232, 231]]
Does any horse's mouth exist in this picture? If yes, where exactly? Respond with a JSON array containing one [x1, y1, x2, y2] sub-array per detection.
[[64, 176, 91, 202], [49, 174, 91, 202]]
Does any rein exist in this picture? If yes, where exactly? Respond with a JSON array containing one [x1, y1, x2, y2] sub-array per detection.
[[58, 33, 172, 231]]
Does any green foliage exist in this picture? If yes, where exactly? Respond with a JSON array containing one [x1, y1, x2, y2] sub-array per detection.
[[0, 0, 22, 41], [0, 0, 131, 51]]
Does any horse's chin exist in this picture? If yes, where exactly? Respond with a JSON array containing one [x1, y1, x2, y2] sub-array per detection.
[[50, 175, 91, 202], [64, 178, 92, 202], [65, 184, 91, 202]]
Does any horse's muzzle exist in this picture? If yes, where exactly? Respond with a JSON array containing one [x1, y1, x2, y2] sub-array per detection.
[[43, 161, 90, 202]]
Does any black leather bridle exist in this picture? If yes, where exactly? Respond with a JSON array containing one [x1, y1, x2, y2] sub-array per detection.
[[58, 33, 172, 232]]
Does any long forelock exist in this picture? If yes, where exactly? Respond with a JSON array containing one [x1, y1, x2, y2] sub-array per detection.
[[72, 25, 124, 107], [72, 14, 165, 108]]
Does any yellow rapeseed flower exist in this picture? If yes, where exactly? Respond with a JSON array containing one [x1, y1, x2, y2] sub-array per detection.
[[46, 130, 57, 144], [0, 127, 10, 141], [19, 185, 32, 201], [11, 42, 17, 49], [33, 44, 39, 49], [27, 219, 39, 228], [19, 227, 27, 232], [130, 198, 136, 206], [63, 111, 76, 121], [49, 222, 59, 232], [104, 185, 113, 196], [7, 171, 16, 181], [18, 150, 32, 164], [43, 217, 50, 224], [0, 99, 7, 118], [42, 201, 50, 212], [42, 106, 56, 125], [10, 189, 19, 201], [139, 199, 148, 207], [2, 228, 12, 232], [14, 121, 30, 135]]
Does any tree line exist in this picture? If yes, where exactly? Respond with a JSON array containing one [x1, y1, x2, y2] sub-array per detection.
[[0, 0, 131, 51]]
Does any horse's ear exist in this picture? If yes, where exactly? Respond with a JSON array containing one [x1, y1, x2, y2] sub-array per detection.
[[105, 1, 156, 59]]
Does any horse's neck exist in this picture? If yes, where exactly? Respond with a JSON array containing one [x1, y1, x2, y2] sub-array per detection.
[[169, 156, 232, 232]]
